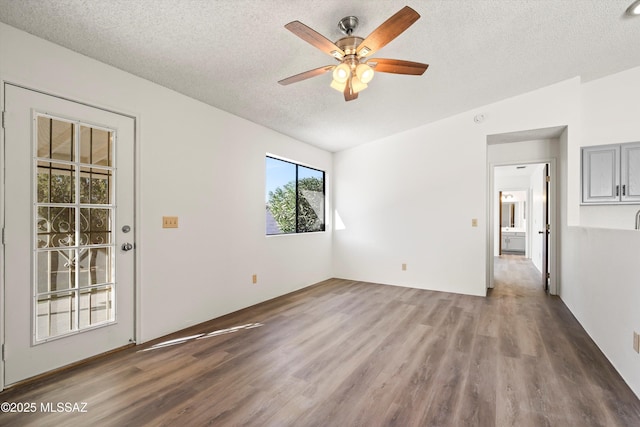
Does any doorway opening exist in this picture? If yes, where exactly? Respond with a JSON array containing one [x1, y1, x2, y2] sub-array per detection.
[[486, 126, 564, 295], [494, 163, 550, 292]]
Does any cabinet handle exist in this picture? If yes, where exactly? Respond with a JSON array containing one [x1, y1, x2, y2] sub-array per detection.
[[616, 185, 619, 196], [623, 184, 626, 196]]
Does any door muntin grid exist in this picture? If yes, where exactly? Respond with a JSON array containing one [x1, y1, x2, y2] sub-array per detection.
[[34, 114, 117, 343]]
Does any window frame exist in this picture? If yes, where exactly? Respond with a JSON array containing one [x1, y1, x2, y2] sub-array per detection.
[[265, 155, 326, 235]]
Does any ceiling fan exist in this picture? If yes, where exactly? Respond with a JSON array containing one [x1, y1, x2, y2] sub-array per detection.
[[278, 6, 429, 102]]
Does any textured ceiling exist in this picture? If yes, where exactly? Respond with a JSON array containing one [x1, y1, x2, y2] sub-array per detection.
[[1, 0, 639, 152]]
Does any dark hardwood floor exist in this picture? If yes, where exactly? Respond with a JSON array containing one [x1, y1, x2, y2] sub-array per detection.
[[2, 255, 640, 426]]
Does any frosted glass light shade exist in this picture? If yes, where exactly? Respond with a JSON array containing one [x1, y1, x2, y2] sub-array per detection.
[[356, 63, 374, 84], [332, 63, 351, 83], [350, 76, 368, 93], [330, 79, 347, 92]]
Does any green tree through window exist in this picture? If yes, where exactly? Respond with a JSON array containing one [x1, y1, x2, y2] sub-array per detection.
[[266, 157, 325, 235]]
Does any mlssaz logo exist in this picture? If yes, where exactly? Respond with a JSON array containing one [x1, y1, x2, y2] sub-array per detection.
[[40, 402, 88, 413]]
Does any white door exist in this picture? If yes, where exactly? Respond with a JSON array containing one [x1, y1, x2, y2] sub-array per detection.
[[3, 84, 135, 386]]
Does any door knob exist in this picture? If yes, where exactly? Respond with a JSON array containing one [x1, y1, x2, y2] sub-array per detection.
[[121, 242, 134, 251]]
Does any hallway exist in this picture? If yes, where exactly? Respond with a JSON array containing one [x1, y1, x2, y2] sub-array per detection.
[[492, 254, 546, 297]]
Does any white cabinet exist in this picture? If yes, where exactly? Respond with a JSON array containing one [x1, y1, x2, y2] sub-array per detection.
[[502, 232, 525, 253], [621, 143, 640, 202], [582, 142, 640, 204]]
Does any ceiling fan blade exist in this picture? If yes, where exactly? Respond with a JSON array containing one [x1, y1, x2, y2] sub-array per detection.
[[344, 80, 358, 101], [278, 65, 335, 85], [357, 6, 420, 58], [285, 21, 345, 59], [367, 58, 429, 75]]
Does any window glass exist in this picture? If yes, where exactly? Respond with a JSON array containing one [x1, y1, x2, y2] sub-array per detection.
[[297, 166, 325, 233], [266, 157, 325, 235]]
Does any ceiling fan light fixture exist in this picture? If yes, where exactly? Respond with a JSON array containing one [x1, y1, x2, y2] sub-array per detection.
[[356, 63, 374, 83], [330, 79, 347, 92], [333, 63, 351, 83], [350, 76, 368, 94], [280, 6, 428, 102], [627, 0, 640, 15]]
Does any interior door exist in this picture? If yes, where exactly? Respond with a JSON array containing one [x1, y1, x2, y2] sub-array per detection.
[[3, 84, 135, 386], [541, 163, 550, 292]]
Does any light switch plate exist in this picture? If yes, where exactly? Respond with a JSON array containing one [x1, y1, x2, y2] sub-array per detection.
[[634, 332, 639, 353], [471, 218, 478, 227], [163, 216, 178, 228]]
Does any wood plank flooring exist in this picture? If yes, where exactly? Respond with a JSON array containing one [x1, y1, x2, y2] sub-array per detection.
[[2, 255, 640, 426]]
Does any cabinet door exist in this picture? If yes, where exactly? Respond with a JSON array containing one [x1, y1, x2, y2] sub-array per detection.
[[621, 142, 640, 203], [582, 145, 620, 204], [510, 236, 525, 252], [501, 235, 510, 251]]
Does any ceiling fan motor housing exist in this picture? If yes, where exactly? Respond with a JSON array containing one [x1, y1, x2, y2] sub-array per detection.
[[336, 36, 364, 60]]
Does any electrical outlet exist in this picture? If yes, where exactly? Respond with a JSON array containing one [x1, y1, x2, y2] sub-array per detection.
[[162, 216, 178, 228], [402, 263, 407, 271], [252, 274, 258, 284], [634, 332, 640, 353]]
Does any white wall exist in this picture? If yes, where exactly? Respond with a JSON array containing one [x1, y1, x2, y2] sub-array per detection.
[[0, 22, 333, 343], [561, 227, 640, 396], [560, 66, 640, 397], [333, 79, 580, 296], [579, 66, 640, 230]]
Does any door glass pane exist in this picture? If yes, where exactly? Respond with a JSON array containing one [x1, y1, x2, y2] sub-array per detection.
[[37, 249, 76, 292], [37, 162, 75, 203], [37, 206, 76, 248], [37, 116, 75, 161], [37, 116, 51, 158], [79, 208, 112, 246], [34, 115, 116, 342], [77, 247, 112, 286], [80, 126, 112, 166], [79, 286, 113, 329], [37, 291, 76, 340], [79, 168, 112, 204]]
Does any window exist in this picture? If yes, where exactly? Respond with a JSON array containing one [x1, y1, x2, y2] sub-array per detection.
[[265, 156, 325, 235]]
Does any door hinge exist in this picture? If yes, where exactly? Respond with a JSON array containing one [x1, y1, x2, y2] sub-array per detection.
[[1, 227, 4, 245], [1, 344, 4, 361], [1, 111, 5, 129], [546, 175, 551, 183], [547, 272, 551, 279]]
